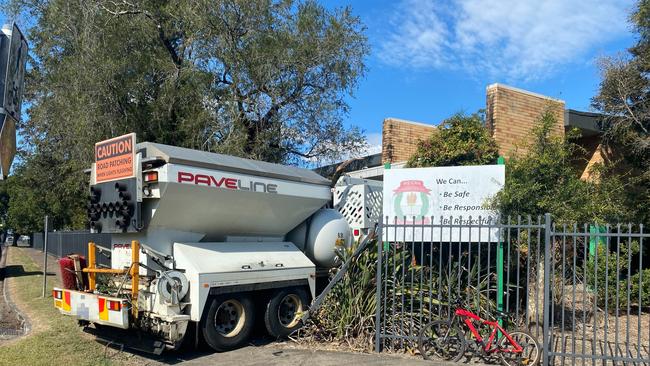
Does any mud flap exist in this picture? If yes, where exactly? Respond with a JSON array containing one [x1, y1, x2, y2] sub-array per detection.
[[82, 325, 166, 355]]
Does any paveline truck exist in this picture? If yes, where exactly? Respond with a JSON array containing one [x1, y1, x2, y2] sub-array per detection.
[[52, 133, 381, 353]]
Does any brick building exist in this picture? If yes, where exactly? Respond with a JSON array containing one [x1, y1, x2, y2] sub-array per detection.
[[316, 83, 603, 181]]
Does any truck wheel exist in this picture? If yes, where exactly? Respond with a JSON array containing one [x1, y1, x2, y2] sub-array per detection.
[[264, 287, 309, 338], [201, 294, 255, 352]]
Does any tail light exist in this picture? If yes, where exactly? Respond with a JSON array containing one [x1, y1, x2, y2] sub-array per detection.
[[52, 290, 62, 299], [144, 171, 158, 183], [107, 300, 121, 311]]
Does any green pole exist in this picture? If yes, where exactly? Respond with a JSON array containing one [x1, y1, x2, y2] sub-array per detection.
[[589, 225, 606, 258], [496, 156, 505, 330], [383, 162, 391, 252], [587, 225, 606, 292]]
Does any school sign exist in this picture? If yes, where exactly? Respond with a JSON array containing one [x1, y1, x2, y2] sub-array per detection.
[[383, 165, 505, 242]]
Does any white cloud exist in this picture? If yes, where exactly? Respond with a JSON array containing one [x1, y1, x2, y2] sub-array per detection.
[[379, 0, 633, 81]]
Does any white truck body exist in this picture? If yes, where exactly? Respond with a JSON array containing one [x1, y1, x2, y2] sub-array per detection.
[[54, 139, 379, 352]]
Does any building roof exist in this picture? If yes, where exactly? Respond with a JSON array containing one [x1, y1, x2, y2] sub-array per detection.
[[564, 109, 602, 137], [313, 153, 382, 179]]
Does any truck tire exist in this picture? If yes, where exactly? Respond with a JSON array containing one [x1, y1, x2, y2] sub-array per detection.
[[201, 293, 255, 352], [264, 287, 309, 338]]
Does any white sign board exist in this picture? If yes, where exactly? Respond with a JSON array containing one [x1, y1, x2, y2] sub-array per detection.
[[383, 165, 505, 242]]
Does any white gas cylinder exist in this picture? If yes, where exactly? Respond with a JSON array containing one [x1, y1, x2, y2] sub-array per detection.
[[287, 209, 352, 268]]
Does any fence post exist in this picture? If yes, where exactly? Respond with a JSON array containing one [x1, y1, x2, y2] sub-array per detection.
[[496, 157, 506, 328], [375, 220, 383, 353], [41, 215, 49, 298], [375, 162, 391, 351], [542, 213, 552, 366]]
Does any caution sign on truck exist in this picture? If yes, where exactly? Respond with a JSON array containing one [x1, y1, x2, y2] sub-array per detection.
[[95, 133, 136, 183]]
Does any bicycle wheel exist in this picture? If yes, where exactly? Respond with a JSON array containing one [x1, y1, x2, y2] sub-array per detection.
[[417, 320, 467, 362], [497, 330, 540, 366]]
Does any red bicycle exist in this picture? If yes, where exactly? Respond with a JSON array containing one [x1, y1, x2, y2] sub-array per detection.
[[417, 299, 540, 366]]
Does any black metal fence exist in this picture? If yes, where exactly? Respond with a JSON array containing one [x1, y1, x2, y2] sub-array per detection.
[[375, 214, 650, 366], [33, 231, 112, 267]]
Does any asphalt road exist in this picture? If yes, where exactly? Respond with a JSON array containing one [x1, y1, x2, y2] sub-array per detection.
[[136, 343, 450, 366]]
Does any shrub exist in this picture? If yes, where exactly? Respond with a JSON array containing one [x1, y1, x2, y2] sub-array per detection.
[[407, 112, 499, 168]]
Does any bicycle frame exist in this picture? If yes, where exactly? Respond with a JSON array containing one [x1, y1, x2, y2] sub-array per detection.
[[451, 307, 523, 354]]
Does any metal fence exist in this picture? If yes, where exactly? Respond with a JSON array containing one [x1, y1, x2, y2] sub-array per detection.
[[375, 214, 650, 366], [33, 231, 112, 267], [546, 222, 649, 366]]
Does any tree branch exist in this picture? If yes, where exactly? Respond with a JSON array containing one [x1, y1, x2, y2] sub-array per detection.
[[100, 2, 182, 68]]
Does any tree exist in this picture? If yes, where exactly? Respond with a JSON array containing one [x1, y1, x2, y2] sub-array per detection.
[[406, 112, 499, 168], [491, 110, 630, 224], [1, 0, 369, 231], [592, 0, 650, 224], [490, 110, 632, 326]]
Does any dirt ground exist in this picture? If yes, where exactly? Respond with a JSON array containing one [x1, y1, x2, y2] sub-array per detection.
[[546, 284, 650, 364], [0, 244, 24, 344], [0, 278, 24, 340]]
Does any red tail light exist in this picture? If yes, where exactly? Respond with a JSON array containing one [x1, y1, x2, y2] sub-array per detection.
[[107, 300, 121, 311], [144, 171, 158, 183], [52, 290, 62, 299]]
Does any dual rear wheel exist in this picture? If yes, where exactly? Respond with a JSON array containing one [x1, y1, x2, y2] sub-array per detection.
[[201, 287, 309, 352]]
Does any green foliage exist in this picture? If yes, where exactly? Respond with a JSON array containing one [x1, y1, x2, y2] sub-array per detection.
[[585, 242, 636, 309], [4, 153, 87, 233], [407, 112, 499, 168], [584, 241, 650, 309], [629, 269, 650, 307], [0, 179, 9, 229], [0, 0, 370, 232], [491, 109, 630, 224], [302, 240, 497, 351], [301, 240, 378, 350]]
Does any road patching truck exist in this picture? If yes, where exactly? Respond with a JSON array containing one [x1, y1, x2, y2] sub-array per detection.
[[53, 133, 381, 353]]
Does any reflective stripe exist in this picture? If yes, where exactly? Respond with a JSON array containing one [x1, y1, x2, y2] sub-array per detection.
[[98, 297, 109, 321], [62, 291, 71, 311]]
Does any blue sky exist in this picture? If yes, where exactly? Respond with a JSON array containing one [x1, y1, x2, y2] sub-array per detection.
[[328, 0, 638, 153], [2, 0, 639, 157]]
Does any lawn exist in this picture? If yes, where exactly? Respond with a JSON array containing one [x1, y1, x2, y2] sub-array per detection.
[[0, 247, 134, 366]]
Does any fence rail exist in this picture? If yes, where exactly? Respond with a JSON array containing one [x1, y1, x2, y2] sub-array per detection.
[[375, 214, 650, 366], [33, 231, 112, 267]]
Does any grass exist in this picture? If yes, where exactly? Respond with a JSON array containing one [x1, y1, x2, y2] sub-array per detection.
[[0, 247, 133, 366]]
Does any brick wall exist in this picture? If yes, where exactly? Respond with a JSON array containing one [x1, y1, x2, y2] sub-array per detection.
[[382, 118, 436, 164], [486, 84, 565, 158], [575, 135, 605, 180]]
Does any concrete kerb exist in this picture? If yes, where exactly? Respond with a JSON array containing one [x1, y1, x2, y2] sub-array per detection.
[[0, 247, 31, 341]]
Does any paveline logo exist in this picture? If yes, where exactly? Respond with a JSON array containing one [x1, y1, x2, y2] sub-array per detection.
[[393, 180, 432, 224], [177, 171, 278, 193]]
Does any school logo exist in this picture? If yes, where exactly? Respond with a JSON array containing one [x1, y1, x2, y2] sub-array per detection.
[[392, 180, 432, 224]]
